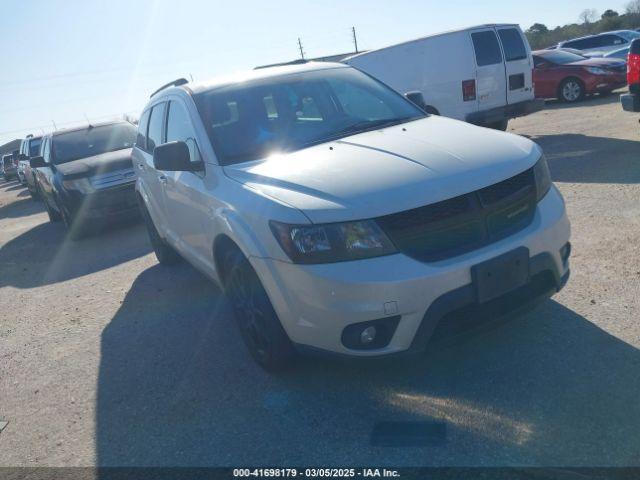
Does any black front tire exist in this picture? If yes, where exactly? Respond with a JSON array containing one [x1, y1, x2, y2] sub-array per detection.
[[44, 198, 62, 222], [223, 249, 294, 371], [139, 198, 181, 265]]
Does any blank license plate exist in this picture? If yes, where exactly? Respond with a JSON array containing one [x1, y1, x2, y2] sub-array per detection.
[[472, 247, 529, 303]]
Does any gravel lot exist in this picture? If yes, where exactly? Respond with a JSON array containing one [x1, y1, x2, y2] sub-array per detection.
[[1, 93, 639, 467]]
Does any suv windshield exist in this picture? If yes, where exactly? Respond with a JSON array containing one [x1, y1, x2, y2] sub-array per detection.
[[541, 50, 586, 64], [194, 67, 425, 165], [52, 123, 136, 165], [28, 137, 42, 157]]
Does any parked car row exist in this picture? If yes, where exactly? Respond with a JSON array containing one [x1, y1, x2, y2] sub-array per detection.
[[551, 29, 640, 56], [7, 23, 579, 369]]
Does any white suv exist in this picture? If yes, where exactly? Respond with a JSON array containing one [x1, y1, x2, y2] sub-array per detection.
[[134, 62, 571, 371]]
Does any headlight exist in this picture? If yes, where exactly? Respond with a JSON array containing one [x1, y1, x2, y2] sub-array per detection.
[[533, 155, 552, 201], [270, 219, 397, 264], [585, 67, 610, 75], [62, 177, 94, 194]]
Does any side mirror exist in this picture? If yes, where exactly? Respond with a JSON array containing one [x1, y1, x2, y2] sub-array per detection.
[[404, 91, 427, 111], [153, 141, 203, 172], [30, 156, 46, 168]]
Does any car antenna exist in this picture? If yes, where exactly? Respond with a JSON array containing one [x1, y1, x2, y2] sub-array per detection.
[[83, 113, 94, 129]]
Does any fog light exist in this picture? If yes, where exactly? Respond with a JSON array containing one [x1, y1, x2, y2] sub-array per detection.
[[361, 326, 377, 344]]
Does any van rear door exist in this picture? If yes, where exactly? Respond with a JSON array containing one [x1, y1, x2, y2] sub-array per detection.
[[470, 28, 507, 112], [496, 26, 534, 105]]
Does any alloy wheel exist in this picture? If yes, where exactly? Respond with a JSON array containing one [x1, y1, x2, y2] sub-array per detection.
[[562, 81, 582, 102]]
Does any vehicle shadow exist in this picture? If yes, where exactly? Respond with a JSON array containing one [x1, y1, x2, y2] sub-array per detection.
[[542, 90, 624, 110], [0, 220, 150, 289], [531, 133, 640, 184], [3, 182, 27, 193], [96, 263, 640, 466], [0, 195, 44, 219]]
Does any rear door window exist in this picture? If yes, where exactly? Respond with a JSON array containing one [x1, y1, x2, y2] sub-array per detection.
[[146, 103, 166, 153], [136, 109, 150, 151], [564, 37, 597, 49], [596, 34, 627, 47], [472, 31, 503, 66], [498, 28, 527, 61]]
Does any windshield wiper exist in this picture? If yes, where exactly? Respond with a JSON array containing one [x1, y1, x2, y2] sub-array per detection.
[[298, 116, 420, 150]]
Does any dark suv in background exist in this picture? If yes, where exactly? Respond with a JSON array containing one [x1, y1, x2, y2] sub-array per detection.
[[2, 154, 18, 182], [30, 121, 138, 237]]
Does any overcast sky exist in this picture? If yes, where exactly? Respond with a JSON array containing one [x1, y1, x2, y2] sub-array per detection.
[[0, 0, 627, 145]]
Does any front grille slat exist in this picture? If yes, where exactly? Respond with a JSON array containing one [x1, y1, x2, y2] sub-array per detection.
[[376, 168, 536, 262]]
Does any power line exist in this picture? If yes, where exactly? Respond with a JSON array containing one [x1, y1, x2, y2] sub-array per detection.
[[352, 26, 359, 53]]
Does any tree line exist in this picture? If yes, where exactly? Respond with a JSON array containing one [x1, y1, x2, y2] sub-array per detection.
[[525, 0, 640, 49]]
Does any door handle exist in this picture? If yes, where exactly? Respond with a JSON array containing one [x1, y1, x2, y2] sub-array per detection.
[[137, 163, 144, 170], [158, 174, 167, 185]]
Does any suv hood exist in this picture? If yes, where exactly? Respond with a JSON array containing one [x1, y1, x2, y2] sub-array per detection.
[[54, 148, 133, 180], [223, 116, 541, 224]]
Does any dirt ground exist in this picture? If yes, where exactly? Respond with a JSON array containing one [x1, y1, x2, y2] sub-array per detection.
[[1, 92, 639, 467]]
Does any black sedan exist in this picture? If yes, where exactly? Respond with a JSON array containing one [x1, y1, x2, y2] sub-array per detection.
[[30, 121, 139, 237]]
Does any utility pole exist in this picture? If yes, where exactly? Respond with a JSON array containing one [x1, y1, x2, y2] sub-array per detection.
[[298, 37, 305, 59], [352, 26, 359, 53]]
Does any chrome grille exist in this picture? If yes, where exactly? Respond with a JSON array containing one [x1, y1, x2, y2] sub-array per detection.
[[89, 168, 137, 189]]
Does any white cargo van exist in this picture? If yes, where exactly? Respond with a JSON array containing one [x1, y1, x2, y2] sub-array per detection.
[[344, 24, 544, 130]]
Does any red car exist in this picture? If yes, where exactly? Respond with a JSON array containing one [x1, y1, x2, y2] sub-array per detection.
[[532, 49, 627, 102]]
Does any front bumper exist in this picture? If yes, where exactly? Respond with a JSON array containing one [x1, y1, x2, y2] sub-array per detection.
[[465, 98, 545, 125], [62, 182, 139, 221], [586, 75, 626, 94], [251, 186, 570, 357]]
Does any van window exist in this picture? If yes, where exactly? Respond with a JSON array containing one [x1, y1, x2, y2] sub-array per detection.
[[472, 31, 503, 66], [136, 109, 150, 150], [498, 29, 527, 61], [147, 103, 166, 152]]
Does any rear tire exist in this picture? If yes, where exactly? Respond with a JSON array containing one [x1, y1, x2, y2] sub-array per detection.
[[559, 78, 585, 103], [44, 198, 62, 222], [223, 248, 294, 371], [139, 197, 181, 265], [59, 202, 87, 240]]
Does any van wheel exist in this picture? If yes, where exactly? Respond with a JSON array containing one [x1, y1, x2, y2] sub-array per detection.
[[559, 78, 585, 102], [487, 119, 509, 131], [223, 249, 294, 371], [139, 198, 181, 265]]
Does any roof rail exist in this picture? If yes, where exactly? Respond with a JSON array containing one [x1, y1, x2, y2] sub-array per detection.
[[254, 59, 309, 70], [150, 78, 189, 98]]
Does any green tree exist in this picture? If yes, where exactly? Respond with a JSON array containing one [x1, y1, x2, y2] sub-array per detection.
[[601, 9, 619, 18], [527, 23, 549, 34]]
